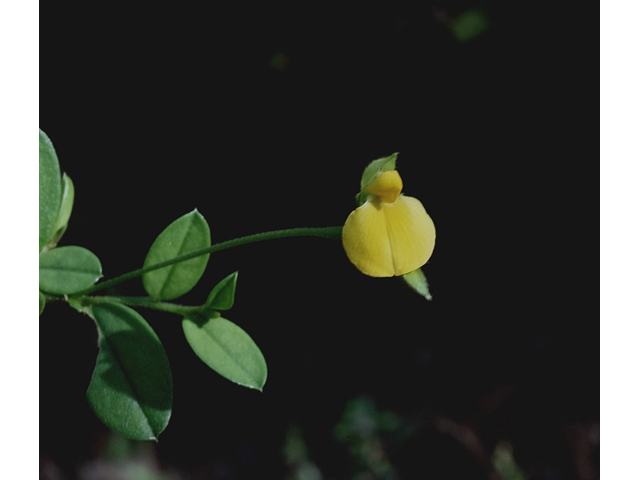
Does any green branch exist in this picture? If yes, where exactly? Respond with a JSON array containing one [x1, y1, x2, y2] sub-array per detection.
[[73, 296, 203, 316], [70, 226, 343, 297]]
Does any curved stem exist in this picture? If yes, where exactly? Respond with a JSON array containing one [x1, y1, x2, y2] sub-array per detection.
[[70, 226, 343, 297]]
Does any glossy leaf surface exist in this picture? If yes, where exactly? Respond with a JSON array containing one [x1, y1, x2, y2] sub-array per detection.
[[183, 315, 267, 391], [39, 129, 61, 253], [39, 246, 103, 295], [87, 303, 172, 441], [142, 210, 211, 300]]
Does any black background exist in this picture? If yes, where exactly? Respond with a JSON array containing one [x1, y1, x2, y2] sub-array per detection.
[[40, 2, 597, 479]]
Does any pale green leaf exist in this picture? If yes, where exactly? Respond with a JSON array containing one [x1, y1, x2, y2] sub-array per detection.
[[142, 210, 211, 300], [39, 129, 61, 253], [46, 173, 75, 250], [183, 314, 267, 391], [39, 246, 103, 295]]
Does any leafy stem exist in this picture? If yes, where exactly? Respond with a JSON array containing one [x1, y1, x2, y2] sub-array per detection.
[[69, 226, 343, 297]]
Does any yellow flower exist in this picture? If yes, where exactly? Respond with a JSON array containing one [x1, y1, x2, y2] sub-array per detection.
[[342, 170, 436, 277]]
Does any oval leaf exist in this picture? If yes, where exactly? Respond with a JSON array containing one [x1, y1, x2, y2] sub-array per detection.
[[183, 315, 267, 391], [87, 303, 173, 441], [39, 246, 103, 295], [39, 129, 62, 253], [205, 271, 239, 311], [142, 210, 211, 300]]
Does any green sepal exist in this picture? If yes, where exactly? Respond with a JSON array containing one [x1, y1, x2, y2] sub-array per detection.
[[356, 152, 398, 205], [401, 268, 432, 300], [39, 129, 62, 253], [45, 173, 75, 250], [86, 303, 173, 441], [205, 271, 238, 311], [142, 210, 211, 300], [182, 313, 267, 391], [39, 246, 103, 295]]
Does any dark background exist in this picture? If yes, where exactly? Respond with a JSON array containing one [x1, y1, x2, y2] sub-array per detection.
[[40, 2, 597, 479]]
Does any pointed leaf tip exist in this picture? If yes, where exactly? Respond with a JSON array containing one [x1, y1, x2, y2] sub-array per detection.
[[401, 268, 433, 300]]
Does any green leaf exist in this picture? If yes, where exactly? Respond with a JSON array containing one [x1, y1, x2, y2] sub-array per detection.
[[356, 152, 398, 205], [183, 314, 267, 391], [46, 173, 75, 250], [87, 303, 173, 441], [401, 268, 432, 300], [142, 210, 211, 300], [39, 129, 62, 253], [39, 246, 103, 295], [205, 271, 239, 311], [39, 291, 46, 316]]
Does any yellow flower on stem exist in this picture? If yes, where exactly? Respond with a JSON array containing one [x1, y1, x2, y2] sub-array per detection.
[[342, 169, 436, 277]]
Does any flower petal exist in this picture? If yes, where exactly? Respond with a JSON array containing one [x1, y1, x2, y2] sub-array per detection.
[[383, 195, 436, 275], [342, 201, 395, 277]]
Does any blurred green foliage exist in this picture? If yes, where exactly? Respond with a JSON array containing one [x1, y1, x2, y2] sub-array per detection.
[[451, 9, 490, 42]]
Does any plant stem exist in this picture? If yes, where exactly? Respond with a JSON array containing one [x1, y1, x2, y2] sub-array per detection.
[[76, 296, 202, 316], [70, 226, 343, 297]]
